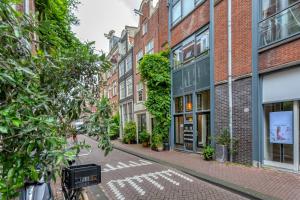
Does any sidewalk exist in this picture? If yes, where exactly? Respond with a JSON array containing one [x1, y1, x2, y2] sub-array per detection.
[[112, 140, 300, 200]]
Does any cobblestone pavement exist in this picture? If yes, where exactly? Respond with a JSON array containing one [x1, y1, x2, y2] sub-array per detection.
[[78, 135, 249, 200]]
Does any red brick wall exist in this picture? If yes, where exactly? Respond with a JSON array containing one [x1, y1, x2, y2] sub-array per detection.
[[170, 1, 210, 48], [133, 0, 169, 104], [259, 39, 300, 71], [214, 0, 228, 83], [232, 0, 252, 77]]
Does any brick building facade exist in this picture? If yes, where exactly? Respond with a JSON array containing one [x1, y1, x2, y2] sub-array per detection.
[[133, 0, 169, 139]]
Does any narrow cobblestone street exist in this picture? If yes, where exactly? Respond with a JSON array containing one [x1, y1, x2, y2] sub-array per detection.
[[78, 135, 249, 200]]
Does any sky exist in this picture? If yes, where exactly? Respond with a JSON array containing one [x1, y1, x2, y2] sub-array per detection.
[[72, 0, 142, 54]]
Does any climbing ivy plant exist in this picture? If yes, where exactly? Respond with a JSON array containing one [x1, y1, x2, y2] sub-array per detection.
[[138, 49, 171, 144], [0, 1, 111, 198]]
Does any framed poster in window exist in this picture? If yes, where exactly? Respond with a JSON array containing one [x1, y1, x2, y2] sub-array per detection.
[[270, 111, 293, 144]]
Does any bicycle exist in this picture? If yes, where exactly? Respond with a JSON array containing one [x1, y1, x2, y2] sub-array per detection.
[[61, 150, 101, 200]]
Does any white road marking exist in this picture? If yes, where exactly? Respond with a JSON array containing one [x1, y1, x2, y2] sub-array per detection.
[[102, 160, 153, 173], [107, 169, 194, 200]]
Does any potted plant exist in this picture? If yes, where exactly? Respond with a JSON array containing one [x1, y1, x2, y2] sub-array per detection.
[[123, 121, 136, 144], [215, 129, 238, 162], [139, 131, 150, 147], [151, 134, 163, 151], [203, 145, 215, 161]]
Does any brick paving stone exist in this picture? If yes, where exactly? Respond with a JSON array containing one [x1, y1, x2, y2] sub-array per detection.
[[112, 139, 300, 200], [77, 135, 248, 200]]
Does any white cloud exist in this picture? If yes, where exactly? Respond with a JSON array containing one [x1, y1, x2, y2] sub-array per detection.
[[72, 0, 142, 53]]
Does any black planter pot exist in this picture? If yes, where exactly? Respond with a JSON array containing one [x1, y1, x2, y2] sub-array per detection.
[[163, 143, 170, 151]]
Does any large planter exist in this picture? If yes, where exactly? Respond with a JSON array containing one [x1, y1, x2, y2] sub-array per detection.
[[216, 144, 228, 162], [142, 142, 149, 147], [163, 142, 170, 151], [152, 145, 163, 152]]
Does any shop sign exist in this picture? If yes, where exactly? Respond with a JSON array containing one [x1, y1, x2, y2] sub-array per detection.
[[270, 111, 293, 144]]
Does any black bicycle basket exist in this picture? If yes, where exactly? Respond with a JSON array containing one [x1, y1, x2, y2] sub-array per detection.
[[62, 164, 101, 189]]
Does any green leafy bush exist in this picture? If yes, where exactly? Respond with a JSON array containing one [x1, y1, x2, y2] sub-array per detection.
[[203, 145, 215, 160], [151, 134, 163, 149], [123, 121, 136, 144], [139, 50, 171, 143], [139, 131, 150, 144], [216, 129, 239, 155], [109, 114, 120, 140]]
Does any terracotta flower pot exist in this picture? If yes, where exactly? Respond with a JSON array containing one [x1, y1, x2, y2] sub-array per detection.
[[142, 142, 149, 147]]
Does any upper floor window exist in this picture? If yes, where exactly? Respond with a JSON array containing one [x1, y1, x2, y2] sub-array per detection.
[[120, 81, 125, 99], [172, 1, 181, 24], [196, 29, 209, 56], [142, 22, 148, 35], [173, 48, 182, 69], [136, 50, 144, 66], [137, 81, 144, 102], [119, 61, 125, 77], [113, 81, 117, 96], [145, 40, 154, 54], [261, 0, 299, 19], [125, 54, 132, 72], [171, 0, 205, 25], [172, 28, 209, 69], [182, 36, 195, 62], [182, 0, 194, 16], [126, 76, 133, 97], [259, 1, 300, 47]]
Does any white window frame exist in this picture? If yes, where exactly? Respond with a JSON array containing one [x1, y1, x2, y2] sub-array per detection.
[[137, 81, 144, 102], [120, 81, 125, 99], [126, 76, 133, 97], [125, 54, 132, 72], [119, 61, 125, 77], [145, 39, 154, 54], [142, 22, 148, 35], [113, 81, 117, 96]]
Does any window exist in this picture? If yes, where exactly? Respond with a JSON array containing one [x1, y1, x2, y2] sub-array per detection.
[[182, 37, 195, 62], [108, 86, 112, 99], [119, 61, 125, 77], [173, 48, 182, 69], [126, 76, 133, 97], [197, 90, 210, 111], [137, 81, 144, 102], [259, 1, 300, 47], [175, 96, 183, 113], [137, 113, 147, 133], [136, 50, 143, 66], [185, 94, 193, 112], [128, 102, 133, 121], [182, 0, 194, 16], [172, 1, 181, 24], [196, 29, 209, 56], [125, 54, 132, 72], [172, 0, 205, 25], [113, 81, 117, 96], [264, 102, 294, 165], [261, 0, 299, 19], [142, 22, 148, 35], [145, 40, 154, 54], [120, 81, 125, 99]]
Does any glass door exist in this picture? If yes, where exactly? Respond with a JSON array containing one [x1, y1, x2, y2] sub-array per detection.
[[174, 115, 184, 148]]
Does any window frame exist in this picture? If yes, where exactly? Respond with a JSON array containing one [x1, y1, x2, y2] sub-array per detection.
[[119, 61, 125, 77], [125, 54, 132, 72], [126, 76, 133, 97], [258, 1, 300, 48], [142, 22, 148, 35], [145, 39, 154, 54], [137, 81, 144, 102], [120, 81, 125, 99]]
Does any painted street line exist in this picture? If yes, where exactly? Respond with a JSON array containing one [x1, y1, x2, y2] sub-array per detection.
[[102, 159, 152, 173], [107, 169, 193, 200]]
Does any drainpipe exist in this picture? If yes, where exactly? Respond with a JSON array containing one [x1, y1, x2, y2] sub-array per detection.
[[228, 0, 233, 162], [168, 0, 173, 149]]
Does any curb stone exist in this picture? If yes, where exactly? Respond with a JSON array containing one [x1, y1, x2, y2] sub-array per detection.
[[113, 145, 280, 200]]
